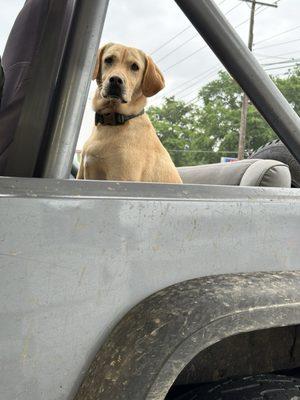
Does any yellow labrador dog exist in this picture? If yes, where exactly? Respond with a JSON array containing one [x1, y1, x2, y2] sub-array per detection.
[[77, 43, 182, 183]]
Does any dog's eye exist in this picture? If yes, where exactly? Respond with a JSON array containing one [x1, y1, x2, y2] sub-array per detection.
[[104, 57, 113, 65], [131, 63, 139, 71]]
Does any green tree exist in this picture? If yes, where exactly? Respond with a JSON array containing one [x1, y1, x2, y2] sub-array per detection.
[[148, 67, 300, 166], [148, 98, 201, 166], [148, 98, 220, 166], [276, 68, 300, 115], [195, 70, 278, 159]]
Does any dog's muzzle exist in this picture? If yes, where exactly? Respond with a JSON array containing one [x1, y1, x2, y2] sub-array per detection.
[[104, 76, 127, 103]]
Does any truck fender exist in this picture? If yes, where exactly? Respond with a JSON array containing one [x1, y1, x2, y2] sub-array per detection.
[[75, 271, 300, 400]]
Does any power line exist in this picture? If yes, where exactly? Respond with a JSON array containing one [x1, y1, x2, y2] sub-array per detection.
[[272, 71, 290, 78], [265, 63, 300, 71], [163, 3, 268, 73], [154, 1, 290, 105], [153, 64, 222, 105], [172, 67, 221, 97], [183, 57, 299, 105], [223, 1, 244, 15], [169, 55, 300, 103], [154, 64, 222, 103], [179, 70, 221, 100], [184, 68, 297, 106], [156, 0, 292, 105], [180, 74, 222, 102], [184, 0, 280, 131], [159, 70, 214, 97], [262, 58, 300, 66], [256, 49, 300, 60], [150, 26, 191, 56], [185, 61, 297, 106], [154, 2, 270, 103], [156, 34, 198, 63], [255, 37, 300, 50], [239, 0, 278, 7], [155, 3, 269, 105], [186, 96, 200, 105], [150, 0, 227, 56], [183, 47, 300, 96], [254, 24, 300, 45], [184, 65, 300, 105], [163, 46, 207, 72], [156, 6, 245, 64], [256, 52, 299, 61], [232, 3, 268, 28]]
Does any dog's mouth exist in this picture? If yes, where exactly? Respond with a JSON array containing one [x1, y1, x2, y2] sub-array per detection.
[[103, 84, 128, 104]]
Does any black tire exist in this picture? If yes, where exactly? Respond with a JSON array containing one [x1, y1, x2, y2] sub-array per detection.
[[249, 140, 300, 188], [71, 159, 79, 178], [175, 374, 300, 399]]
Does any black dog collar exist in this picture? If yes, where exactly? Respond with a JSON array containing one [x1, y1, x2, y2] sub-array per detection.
[[95, 109, 145, 126]]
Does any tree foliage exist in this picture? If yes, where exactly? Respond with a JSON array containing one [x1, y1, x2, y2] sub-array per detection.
[[148, 67, 300, 166]]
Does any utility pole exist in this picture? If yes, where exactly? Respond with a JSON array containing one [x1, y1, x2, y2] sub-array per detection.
[[237, 0, 278, 159]]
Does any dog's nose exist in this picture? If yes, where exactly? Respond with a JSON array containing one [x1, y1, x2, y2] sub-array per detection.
[[109, 76, 123, 85]]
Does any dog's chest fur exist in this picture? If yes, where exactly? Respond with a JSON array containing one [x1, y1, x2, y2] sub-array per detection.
[[84, 115, 157, 166]]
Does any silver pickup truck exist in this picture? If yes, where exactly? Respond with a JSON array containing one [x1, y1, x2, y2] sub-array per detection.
[[1, 1, 300, 400]]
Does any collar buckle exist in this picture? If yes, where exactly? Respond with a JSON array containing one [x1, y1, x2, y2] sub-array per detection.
[[115, 113, 125, 125]]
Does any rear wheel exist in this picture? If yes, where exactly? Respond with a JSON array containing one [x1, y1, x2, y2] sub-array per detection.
[[175, 374, 300, 399]]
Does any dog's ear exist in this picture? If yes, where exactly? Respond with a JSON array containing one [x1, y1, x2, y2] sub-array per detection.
[[142, 56, 165, 97], [92, 43, 113, 83], [92, 48, 102, 82]]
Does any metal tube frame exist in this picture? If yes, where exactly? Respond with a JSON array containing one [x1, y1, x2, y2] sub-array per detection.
[[41, 0, 109, 178], [175, 0, 300, 163]]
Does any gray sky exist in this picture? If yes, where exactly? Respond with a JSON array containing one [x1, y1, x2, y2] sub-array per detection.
[[1, 0, 300, 149], [0, 1, 24, 54]]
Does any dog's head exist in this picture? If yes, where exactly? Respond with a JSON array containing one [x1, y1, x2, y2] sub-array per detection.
[[93, 43, 165, 105]]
